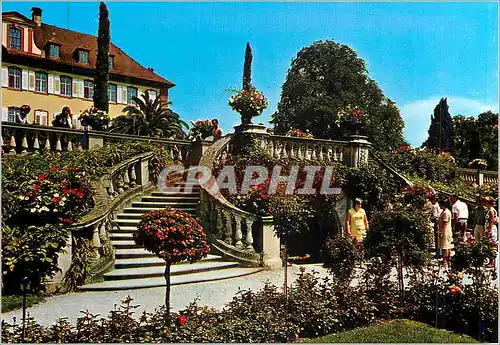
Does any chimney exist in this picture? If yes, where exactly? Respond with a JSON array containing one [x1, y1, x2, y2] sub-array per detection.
[[31, 7, 42, 26]]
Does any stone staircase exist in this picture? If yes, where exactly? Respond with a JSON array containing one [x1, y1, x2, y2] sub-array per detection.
[[80, 182, 262, 291]]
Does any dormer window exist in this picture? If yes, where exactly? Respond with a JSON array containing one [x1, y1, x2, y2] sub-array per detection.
[[109, 55, 114, 69], [9, 27, 22, 51], [78, 50, 89, 64], [49, 44, 60, 58]]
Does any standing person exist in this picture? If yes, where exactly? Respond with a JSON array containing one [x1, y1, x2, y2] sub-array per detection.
[[346, 198, 369, 262], [438, 199, 454, 267], [484, 196, 498, 268], [451, 194, 469, 238], [383, 198, 393, 211], [430, 195, 441, 258], [472, 196, 487, 240], [52, 106, 73, 129], [211, 118, 223, 140]]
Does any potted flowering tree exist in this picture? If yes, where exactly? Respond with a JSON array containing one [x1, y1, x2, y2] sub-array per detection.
[[133, 207, 210, 319], [189, 120, 215, 140], [469, 158, 488, 171], [229, 43, 268, 126], [78, 106, 111, 131], [286, 128, 313, 138], [337, 107, 369, 135]]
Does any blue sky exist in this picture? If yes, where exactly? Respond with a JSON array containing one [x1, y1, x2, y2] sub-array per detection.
[[4, 1, 498, 146]]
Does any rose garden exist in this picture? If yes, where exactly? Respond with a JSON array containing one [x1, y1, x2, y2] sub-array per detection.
[[1, 27, 499, 344]]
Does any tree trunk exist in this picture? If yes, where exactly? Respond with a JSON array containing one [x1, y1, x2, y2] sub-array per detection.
[[284, 240, 288, 301], [165, 262, 172, 324]]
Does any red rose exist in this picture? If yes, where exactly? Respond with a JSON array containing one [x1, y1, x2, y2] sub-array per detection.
[[177, 315, 188, 326], [38, 174, 45, 181], [76, 192, 84, 198]]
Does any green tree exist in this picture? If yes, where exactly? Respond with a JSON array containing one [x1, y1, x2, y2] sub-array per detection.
[[93, 2, 110, 112], [110, 94, 188, 138], [423, 98, 452, 153], [476, 111, 498, 171], [243, 42, 252, 90], [271, 40, 405, 152], [451, 115, 476, 167]]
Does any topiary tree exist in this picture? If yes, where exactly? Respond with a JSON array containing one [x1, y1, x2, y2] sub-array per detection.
[[364, 206, 429, 297], [133, 207, 210, 318], [322, 235, 361, 288], [423, 98, 452, 153], [93, 2, 110, 112]]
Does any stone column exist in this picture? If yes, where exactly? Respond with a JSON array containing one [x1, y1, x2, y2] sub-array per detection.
[[47, 233, 72, 290], [347, 135, 371, 168], [88, 134, 104, 149], [137, 157, 150, 187], [260, 215, 282, 270], [190, 138, 213, 165]]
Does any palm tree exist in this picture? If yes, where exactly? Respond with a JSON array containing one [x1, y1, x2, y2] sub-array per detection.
[[110, 94, 188, 138]]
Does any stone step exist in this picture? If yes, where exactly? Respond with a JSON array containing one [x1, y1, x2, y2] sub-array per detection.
[[79, 267, 263, 291], [110, 232, 134, 240], [115, 247, 158, 259], [132, 201, 198, 209], [116, 210, 196, 220], [111, 239, 139, 249], [114, 254, 221, 269], [104, 261, 240, 281], [123, 206, 197, 214], [111, 225, 138, 233], [151, 191, 200, 197], [141, 196, 199, 202]]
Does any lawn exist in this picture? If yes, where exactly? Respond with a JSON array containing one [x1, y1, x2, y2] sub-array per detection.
[[302, 319, 478, 343], [2, 294, 45, 313]]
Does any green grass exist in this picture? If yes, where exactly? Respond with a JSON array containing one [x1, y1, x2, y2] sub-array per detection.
[[2, 294, 45, 313], [302, 319, 478, 343]]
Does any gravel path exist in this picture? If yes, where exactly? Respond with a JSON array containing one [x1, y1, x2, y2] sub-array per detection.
[[1, 264, 329, 327], [2, 263, 497, 328]]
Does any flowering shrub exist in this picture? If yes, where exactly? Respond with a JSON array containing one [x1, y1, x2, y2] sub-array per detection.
[[452, 237, 497, 272], [134, 207, 209, 263], [401, 184, 436, 207], [189, 120, 215, 139], [78, 106, 111, 131], [228, 86, 268, 116], [16, 168, 91, 226], [286, 128, 313, 138], [468, 158, 488, 170], [322, 235, 361, 285]]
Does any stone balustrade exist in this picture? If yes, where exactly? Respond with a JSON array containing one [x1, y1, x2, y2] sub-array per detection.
[[457, 168, 498, 185], [0, 122, 192, 163], [259, 134, 350, 162], [198, 135, 281, 269]]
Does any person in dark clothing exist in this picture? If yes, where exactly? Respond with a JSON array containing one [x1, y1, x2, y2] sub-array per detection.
[[52, 106, 73, 128]]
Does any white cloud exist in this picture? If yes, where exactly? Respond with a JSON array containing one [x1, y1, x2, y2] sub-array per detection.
[[400, 96, 498, 147]]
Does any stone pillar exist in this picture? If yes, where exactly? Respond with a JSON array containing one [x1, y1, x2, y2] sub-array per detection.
[[232, 124, 269, 155], [137, 157, 150, 187], [88, 134, 104, 149], [47, 233, 72, 290], [260, 215, 282, 270], [190, 138, 213, 165], [347, 135, 371, 168]]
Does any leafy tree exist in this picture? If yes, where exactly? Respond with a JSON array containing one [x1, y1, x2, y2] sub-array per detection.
[[271, 40, 405, 152], [110, 94, 188, 138], [93, 2, 110, 112], [476, 111, 498, 171], [423, 98, 452, 153], [451, 115, 476, 167]]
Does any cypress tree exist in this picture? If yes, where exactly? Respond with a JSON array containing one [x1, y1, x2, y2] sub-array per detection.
[[424, 98, 452, 152], [242, 42, 252, 91], [93, 2, 110, 112]]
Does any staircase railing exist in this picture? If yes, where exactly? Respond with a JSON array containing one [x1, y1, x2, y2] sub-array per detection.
[[457, 168, 498, 185], [1, 122, 192, 162], [64, 151, 156, 285], [198, 135, 268, 267]]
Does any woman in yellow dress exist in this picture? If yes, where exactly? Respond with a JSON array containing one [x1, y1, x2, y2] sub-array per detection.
[[438, 199, 453, 267], [346, 198, 369, 259]]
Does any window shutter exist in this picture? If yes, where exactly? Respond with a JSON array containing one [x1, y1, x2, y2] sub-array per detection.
[[116, 85, 122, 104], [2, 107, 8, 121], [1, 68, 8, 87], [22, 70, 29, 90], [28, 71, 35, 91], [48, 74, 54, 94], [78, 80, 84, 98], [122, 86, 128, 104], [72, 79, 79, 98], [54, 75, 60, 94], [137, 88, 144, 100]]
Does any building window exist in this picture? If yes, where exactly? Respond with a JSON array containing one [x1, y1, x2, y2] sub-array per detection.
[[35, 72, 48, 93], [60, 76, 72, 96], [127, 86, 137, 105], [146, 89, 157, 100], [84, 80, 94, 99], [8, 107, 20, 123], [108, 83, 117, 103], [78, 50, 89, 64], [8, 67, 22, 89], [49, 44, 60, 58], [109, 56, 114, 69], [34, 110, 49, 126], [9, 27, 22, 51]]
